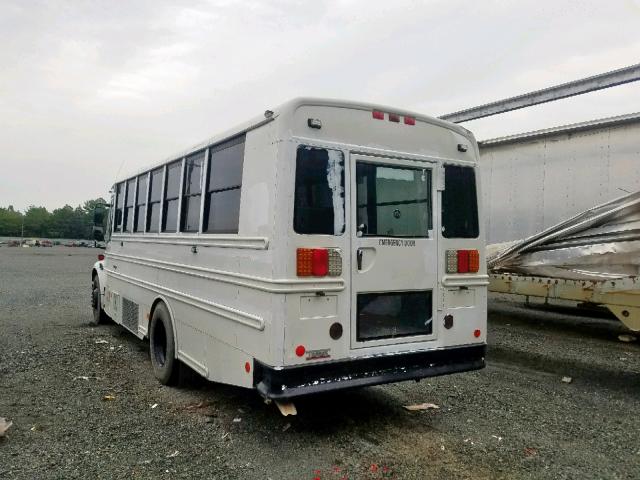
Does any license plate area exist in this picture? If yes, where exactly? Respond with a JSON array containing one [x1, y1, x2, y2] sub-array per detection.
[[357, 290, 433, 341]]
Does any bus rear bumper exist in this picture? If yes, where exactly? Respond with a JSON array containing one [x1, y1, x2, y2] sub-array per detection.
[[254, 344, 486, 399]]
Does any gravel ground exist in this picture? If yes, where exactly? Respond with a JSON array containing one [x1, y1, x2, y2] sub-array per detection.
[[1, 247, 639, 479]]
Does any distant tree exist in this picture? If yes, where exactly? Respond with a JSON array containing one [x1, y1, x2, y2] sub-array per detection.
[[83, 198, 108, 213], [0, 207, 23, 236], [23, 206, 51, 237], [0, 197, 108, 239], [50, 205, 75, 238]]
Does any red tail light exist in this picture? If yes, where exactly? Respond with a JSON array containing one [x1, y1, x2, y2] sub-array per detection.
[[98, 254, 105, 261], [311, 248, 329, 276], [446, 250, 480, 273], [457, 250, 470, 273], [297, 248, 342, 277]]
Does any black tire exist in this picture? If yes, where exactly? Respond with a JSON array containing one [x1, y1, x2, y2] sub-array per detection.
[[149, 303, 180, 385], [90, 275, 107, 326]]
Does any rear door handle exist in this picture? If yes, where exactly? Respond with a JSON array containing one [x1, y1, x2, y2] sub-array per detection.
[[356, 249, 363, 270]]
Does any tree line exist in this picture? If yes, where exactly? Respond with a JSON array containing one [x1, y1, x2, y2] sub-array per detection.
[[0, 198, 107, 239]]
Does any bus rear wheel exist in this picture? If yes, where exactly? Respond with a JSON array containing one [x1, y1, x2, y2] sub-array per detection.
[[90, 276, 107, 326], [149, 302, 180, 385]]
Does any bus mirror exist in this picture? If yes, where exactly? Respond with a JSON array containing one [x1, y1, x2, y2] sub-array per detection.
[[92, 205, 108, 242]]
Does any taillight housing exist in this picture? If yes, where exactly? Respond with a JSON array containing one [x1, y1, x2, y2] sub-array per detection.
[[446, 249, 480, 273], [297, 248, 342, 277]]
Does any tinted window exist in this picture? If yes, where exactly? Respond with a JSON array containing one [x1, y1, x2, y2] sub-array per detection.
[[181, 151, 204, 232], [149, 168, 163, 202], [442, 165, 479, 238], [124, 178, 136, 232], [114, 182, 124, 232], [134, 174, 148, 232], [204, 189, 241, 234], [356, 163, 431, 238], [147, 203, 161, 233], [208, 138, 244, 191], [203, 136, 245, 234], [162, 161, 181, 232], [294, 146, 345, 235], [146, 168, 163, 232]]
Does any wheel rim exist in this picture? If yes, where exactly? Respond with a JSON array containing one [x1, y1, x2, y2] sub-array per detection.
[[153, 320, 167, 367]]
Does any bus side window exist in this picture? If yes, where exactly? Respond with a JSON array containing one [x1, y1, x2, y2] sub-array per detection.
[[114, 182, 124, 232], [203, 135, 245, 234], [162, 161, 181, 233], [294, 146, 345, 235], [123, 178, 136, 232], [147, 168, 163, 233], [134, 174, 148, 233], [181, 151, 205, 232]]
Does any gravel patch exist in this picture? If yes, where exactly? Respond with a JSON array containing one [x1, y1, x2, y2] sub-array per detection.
[[1, 247, 639, 479]]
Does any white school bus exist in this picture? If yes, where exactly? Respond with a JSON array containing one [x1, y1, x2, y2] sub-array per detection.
[[90, 98, 487, 399]]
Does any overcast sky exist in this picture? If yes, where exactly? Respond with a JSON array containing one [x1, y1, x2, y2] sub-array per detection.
[[1, 0, 639, 211]]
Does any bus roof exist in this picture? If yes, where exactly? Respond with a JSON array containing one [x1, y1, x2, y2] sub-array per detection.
[[114, 97, 473, 184]]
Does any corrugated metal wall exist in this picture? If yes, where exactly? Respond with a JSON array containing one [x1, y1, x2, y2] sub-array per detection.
[[479, 117, 640, 244]]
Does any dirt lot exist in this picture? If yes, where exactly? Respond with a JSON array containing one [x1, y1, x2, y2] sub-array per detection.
[[1, 247, 639, 479]]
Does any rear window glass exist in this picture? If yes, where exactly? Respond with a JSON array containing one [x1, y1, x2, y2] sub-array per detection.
[[442, 165, 479, 238], [356, 163, 431, 238], [294, 146, 345, 235], [357, 291, 433, 341]]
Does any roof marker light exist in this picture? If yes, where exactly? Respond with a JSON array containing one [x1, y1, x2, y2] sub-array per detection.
[[372, 110, 384, 120], [404, 116, 416, 125], [388, 113, 400, 123]]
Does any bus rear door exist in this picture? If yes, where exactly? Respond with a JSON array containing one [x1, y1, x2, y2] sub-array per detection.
[[350, 154, 437, 349]]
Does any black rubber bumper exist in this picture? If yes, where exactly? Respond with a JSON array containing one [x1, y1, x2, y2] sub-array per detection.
[[254, 344, 486, 399]]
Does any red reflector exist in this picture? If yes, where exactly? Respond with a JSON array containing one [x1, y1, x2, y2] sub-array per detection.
[[295, 345, 306, 357], [244, 362, 251, 373], [457, 250, 470, 273], [98, 254, 105, 261], [372, 110, 384, 120], [474, 329, 481, 338], [311, 248, 329, 276], [388, 113, 400, 123], [404, 116, 416, 125]]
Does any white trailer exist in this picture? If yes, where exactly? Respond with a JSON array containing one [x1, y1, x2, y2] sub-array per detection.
[[90, 98, 488, 399], [478, 112, 640, 244]]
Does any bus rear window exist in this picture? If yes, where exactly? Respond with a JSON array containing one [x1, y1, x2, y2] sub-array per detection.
[[442, 165, 479, 238], [294, 146, 345, 235]]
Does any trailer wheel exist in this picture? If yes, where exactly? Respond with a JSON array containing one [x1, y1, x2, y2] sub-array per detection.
[[149, 302, 180, 385], [90, 275, 107, 326]]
